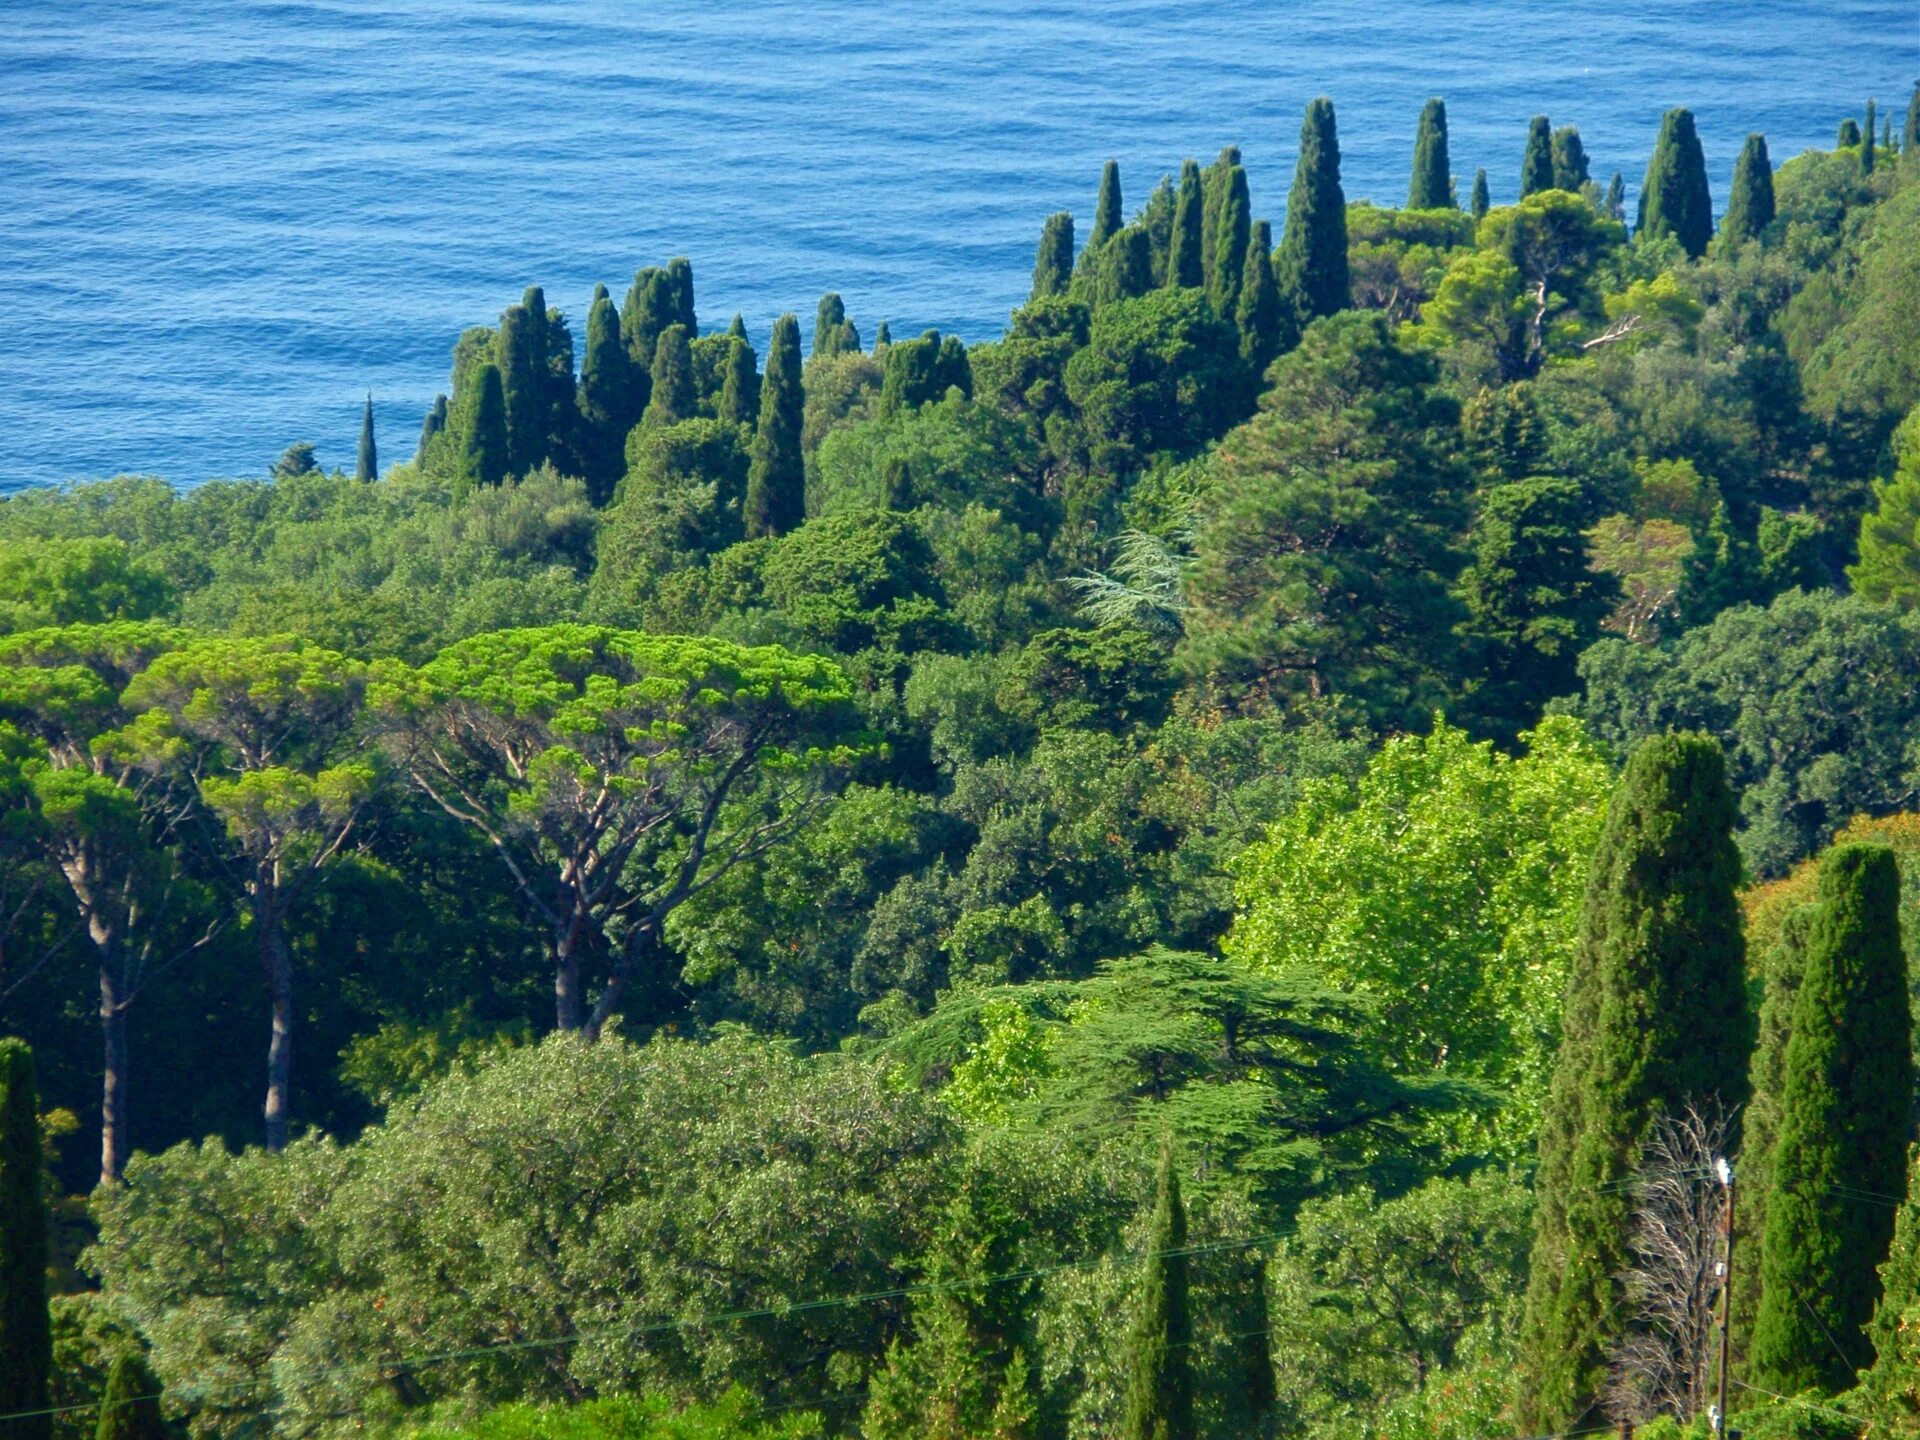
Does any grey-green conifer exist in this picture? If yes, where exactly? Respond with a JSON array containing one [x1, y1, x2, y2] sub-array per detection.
[[1604, 171, 1625, 220], [1091, 160, 1123, 249], [1721, 134, 1776, 247], [1521, 115, 1554, 196], [744, 313, 803, 538], [1638, 108, 1713, 258], [0, 1039, 50, 1440], [1122, 1141, 1194, 1440], [1470, 168, 1490, 221], [416, 394, 447, 465], [354, 394, 376, 482], [1169, 159, 1205, 287], [1275, 98, 1349, 345], [1032, 212, 1075, 301], [641, 324, 695, 429], [1409, 98, 1453, 209], [1550, 126, 1590, 191]]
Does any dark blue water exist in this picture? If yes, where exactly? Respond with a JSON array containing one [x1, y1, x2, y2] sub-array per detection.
[[2, 2, 1913, 490]]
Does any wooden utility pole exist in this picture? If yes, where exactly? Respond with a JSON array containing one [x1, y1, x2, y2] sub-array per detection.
[[1714, 1156, 1736, 1435]]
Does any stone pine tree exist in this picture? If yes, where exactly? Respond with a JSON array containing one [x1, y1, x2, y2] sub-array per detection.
[[1750, 844, 1912, 1396], [1409, 97, 1453, 209], [0, 1038, 50, 1440], [1720, 133, 1776, 247], [666, 257, 697, 333], [717, 335, 759, 429], [354, 393, 377, 482], [1551, 126, 1590, 191], [1209, 164, 1251, 322], [495, 294, 550, 477], [455, 362, 509, 496], [1471, 168, 1490, 222], [1522, 115, 1554, 196], [1514, 734, 1751, 1435], [576, 290, 635, 503], [1091, 160, 1124, 250], [1032, 212, 1075, 300], [744, 313, 804, 539], [1169, 159, 1205, 287], [641, 324, 695, 429], [1122, 1140, 1194, 1440], [93, 1351, 167, 1440], [1201, 145, 1242, 291], [415, 394, 447, 465], [1236, 219, 1282, 377], [1638, 108, 1714, 258], [1275, 98, 1349, 348]]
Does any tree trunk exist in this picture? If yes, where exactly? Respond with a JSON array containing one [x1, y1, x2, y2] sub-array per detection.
[[98, 947, 128, 1188], [554, 920, 585, 1033], [260, 903, 294, 1152]]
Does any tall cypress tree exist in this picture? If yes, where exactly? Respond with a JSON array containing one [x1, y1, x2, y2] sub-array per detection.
[[1905, 82, 1920, 160], [1603, 171, 1625, 220], [93, 1351, 166, 1440], [577, 290, 635, 503], [1122, 1141, 1194, 1440], [727, 312, 747, 340], [620, 268, 675, 378], [0, 1039, 50, 1440], [416, 394, 447, 465], [1637, 108, 1714, 259], [1169, 159, 1205, 287], [1551, 126, 1590, 191], [1091, 161, 1123, 250], [1470, 168, 1490, 222], [1863, 100, 1878, 173], [1521, 115, 1554, 196], [1515, 734, 1750, 1434], [1236, 218, 1281, 376], [1409, 98, 1453, 209], [494, 298, 548, 477], [1201, 145, 1242, 292], [872, 320, 891, 350], [354, 393, 377, 482], [813, 293, 852, 359], [1275, 98, 1349, 344], [744, 313, 803, 538], [666, 257, 697, 333], [641, 324, 695, 429], [1750, 844, 1912, 1396], [1864, 1145, 1920, 1415], [1208, 165, 1251, 322], [456, 362, 509, 496], [718, 335, 759, 429], [1032, 212, 1075, 301], [1721, 133, 1776, 246]]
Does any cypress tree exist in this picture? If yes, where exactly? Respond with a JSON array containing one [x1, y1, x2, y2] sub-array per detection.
[[1169, 159, 1205, 287], [1091, 160, 1123, 250], [1637, 108, 1713, 259], [1409, 98, 1453, 209], [744, 313, 803, 538], [0, 1038, 50, 1440], [495, 295, 550, 476], [620, 267, 675, 378], [1275, 98, 1349, 343], [1236, 218, 1281, 376], [1209, 165, 1251, 322], [727, 312, 747, 340], [935, 335, 971, 400], [1750, 844, 1912, 1396], [415, 393, 447, 465], [1521, 115, 1554, 196], [1515, 734, 1750, 1434], [93, 1351, 166, 1440], [666, 257, 696, 333], [873, 320, 891, 350], [1864, 100, 1878, 174], [717, 335, 759, 429], [814, 293, 850, 359], [881, 332, 943, 416], [641, 324, 695, 429], [1905, 82, 1919, 159], [1201, 145, 1242, 291], [1551, 125, 1590, 191], [1721, 133, 1776, 246], [1838, 117, 1863, 150], [1470, 167, 1490, 222], [577, 291, 635, 502], [1604, 171, 1625, 221], [1864, 1145, 1920, 1414], [354, 393, 377, 482], [1032, 212, 1075, 300], [1121, 1141, 1194, 1440], [456, 362, 509, 496]]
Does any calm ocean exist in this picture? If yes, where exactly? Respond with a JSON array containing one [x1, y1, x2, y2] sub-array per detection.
[[2, 1, 1913, 490]]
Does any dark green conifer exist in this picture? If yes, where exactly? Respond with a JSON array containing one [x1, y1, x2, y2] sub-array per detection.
[[354, 393, 377, 482], [1839, 117, 1862, 150], [935, 335, 972, 400], [1169, 159, 1205, 287], [666, 257, 696, 333], [0, 1038, 50, 1440], [744, 313, 803, 538], [1864, 100, 1878, 173], [1235, 218, 1281, 376], [717, 336, 759, 429], [93, 1351, 166, 1440], [1275, 98, 1349, 344], [813, 293, 854, 359], [456, 362, 509, 495], [1905, 83, 1920, 158], [620, 267, 675, 377], [1750, 844, 1912, 1396], [1515, 735, 1750, 1434], [1550, 126, 1590, 191], [1864, 1145, 1920, 1411], [495, 297, 549, 476], [881, 455, 913, 512], [1201, 145, 1242, 291], [1409, 98, 1453, 209], [416, 394, 447, 465], [1604, 172, 1625, 220], [577, 291, 635, 502], [872, 320, 891, 350], [1091, 160, 1123, 249], [1121, 1141, 1194, 1440], [641, 324, 695, 429], [1521, 115, 1554, 196], [727, 313, 747, 340], [1721, 133, 1775, 246], [1471, 168, 1490, 222], [1032, 212, 1076, 301], [1637, 108, 1713, 258], [1209, 165, 1251, 322], [880, 331, 942, 417]]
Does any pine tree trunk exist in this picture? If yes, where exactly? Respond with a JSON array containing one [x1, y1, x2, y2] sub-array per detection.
[[98, 947, 129, 1188], [260, 902, 294, 1152], [554, 917, 586, 1033]]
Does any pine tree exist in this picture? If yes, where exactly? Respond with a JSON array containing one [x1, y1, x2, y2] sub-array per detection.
[[1409, 98, 1453, 209], [456, 362, 509, 496], [1751, 844, 1912, 1396], [1521, 115, 1554, 196], [1032, 212, 1075, 300], [1201, 145, 1242, 292], [717, 335, 759, 429], [744, 313, 803, 538], [354, 393, 377, 482], [1551, 126, 1590, 191], [1604, 171, 1625, 220], [1721, 133, 1776, 246], [1274, 98, 1349, 345], [0, 1038, 50, 1440], [415, 394, 447, 465], [1122, 1141, 1194, 1440], [1515, 734, 1750, 1434], [1638, 108, 1714, 259], [1471, 168, 1490, 222], [666, 257, 697, 333], [1091, 160, 1123, 249], [642, 324, 695, 429], [1864, 100, 1878, 174], [577, 291, 635, 503], [1208, 165, 1251, 322], [1169, 159, 1205, 287], [93, 1351, 166, 1440], [495, 296, 549, 476], [1235, 219, 1281, 377]]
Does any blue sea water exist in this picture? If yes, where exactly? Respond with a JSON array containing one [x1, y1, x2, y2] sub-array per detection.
[[1, 1, 1914, 491]]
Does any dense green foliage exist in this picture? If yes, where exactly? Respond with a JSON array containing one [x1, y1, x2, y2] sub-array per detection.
[[1, 1040, 50, 1440]]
